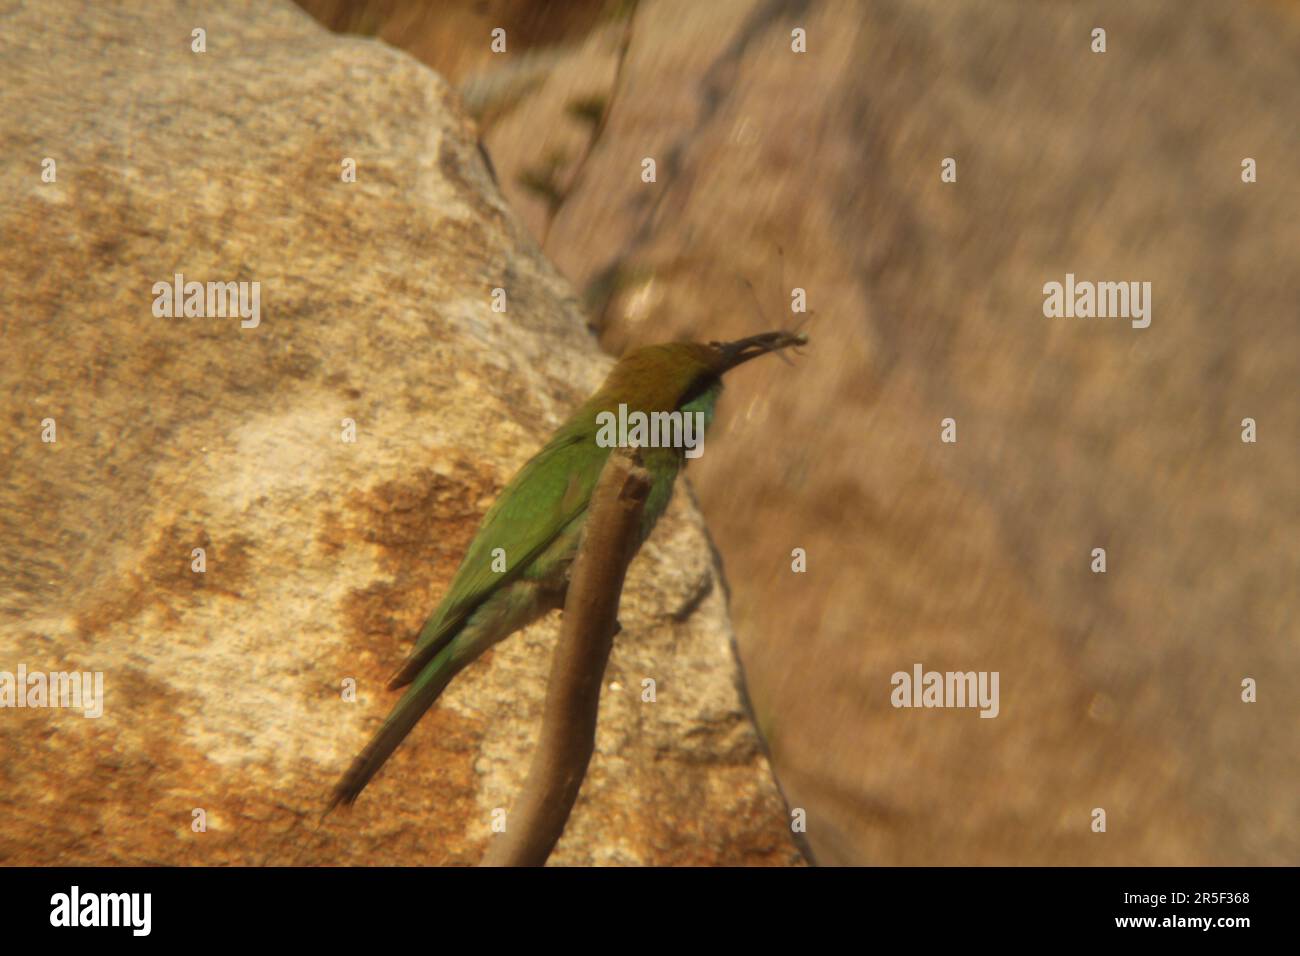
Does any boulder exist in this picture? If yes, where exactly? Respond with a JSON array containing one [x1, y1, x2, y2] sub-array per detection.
[[0, 0, 800, 866]]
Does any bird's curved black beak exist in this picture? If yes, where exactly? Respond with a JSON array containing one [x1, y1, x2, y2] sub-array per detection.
[[710, 331, 809, 372]]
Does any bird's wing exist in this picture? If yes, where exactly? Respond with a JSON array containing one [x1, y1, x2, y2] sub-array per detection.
[[388, 424, 606, 686]]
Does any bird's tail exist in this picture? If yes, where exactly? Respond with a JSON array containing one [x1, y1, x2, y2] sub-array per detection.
[[327, 641, 466, 812]]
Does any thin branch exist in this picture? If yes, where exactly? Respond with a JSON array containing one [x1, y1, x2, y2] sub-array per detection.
[[480, 447, 650, 866]]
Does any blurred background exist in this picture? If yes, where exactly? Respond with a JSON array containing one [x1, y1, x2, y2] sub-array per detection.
[[294, 0, 1299, 865], [2, 0, 1295, 867]]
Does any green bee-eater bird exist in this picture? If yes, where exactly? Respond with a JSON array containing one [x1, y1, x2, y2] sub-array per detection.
[[328, 330, 806, 810]]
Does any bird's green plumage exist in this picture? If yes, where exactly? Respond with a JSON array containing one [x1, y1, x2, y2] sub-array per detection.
[[328, 335, 799, 810]]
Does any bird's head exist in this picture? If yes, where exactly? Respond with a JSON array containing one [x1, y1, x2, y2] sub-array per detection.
[[598, 331, 808, 414]]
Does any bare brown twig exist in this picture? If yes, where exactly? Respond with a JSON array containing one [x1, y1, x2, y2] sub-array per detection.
[[480, 447, 650, 867]]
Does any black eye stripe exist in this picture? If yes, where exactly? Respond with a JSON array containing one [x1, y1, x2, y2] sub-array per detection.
[[679, 372, 722, 408]]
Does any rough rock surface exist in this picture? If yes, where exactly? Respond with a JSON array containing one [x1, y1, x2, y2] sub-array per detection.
[[0, 0, 801, 865], [336, 0, 1299, 863]]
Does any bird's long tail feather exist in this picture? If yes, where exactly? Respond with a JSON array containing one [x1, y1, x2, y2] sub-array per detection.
[[327, 642, 465, 812]]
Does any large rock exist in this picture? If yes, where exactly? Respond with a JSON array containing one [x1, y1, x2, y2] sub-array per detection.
[[445, 0, 1297, 864], [0, 0, 800, 865]]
